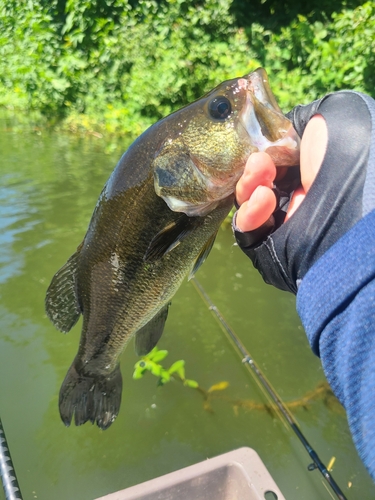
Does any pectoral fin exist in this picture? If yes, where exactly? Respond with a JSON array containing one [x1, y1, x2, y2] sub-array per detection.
[[144, 215, 202, 262], [135, 303, 171, 356], [45, 247, 82, 333], [188, 232, 217, 280]]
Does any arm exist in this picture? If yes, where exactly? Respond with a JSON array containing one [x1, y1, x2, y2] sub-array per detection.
[[233, 90, 375, 480]]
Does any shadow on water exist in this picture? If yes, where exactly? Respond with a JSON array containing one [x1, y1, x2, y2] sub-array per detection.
[[0, 112, 374, 499]]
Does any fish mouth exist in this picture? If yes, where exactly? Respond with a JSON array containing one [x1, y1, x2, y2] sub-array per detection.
[[239, 68, 300, 167]]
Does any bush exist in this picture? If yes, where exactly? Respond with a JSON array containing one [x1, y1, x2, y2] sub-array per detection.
[[249, 2, 375, 109], [0, 0, 374, 137]]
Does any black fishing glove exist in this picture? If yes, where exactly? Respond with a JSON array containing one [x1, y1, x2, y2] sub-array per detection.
[[233, 91, 372, 294]]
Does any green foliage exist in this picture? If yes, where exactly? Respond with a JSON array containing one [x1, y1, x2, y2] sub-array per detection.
[[0, 0, 63, 112], [250, 2, 375, 109], [1, 0, 374, 136], [0, 0, 255, 135]]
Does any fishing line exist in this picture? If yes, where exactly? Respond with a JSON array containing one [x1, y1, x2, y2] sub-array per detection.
[[191, 276, 347, 500], [0, 418, 22, 500]]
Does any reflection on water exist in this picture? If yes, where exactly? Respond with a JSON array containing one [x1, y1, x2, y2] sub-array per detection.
[[0, 112, 374, 500]]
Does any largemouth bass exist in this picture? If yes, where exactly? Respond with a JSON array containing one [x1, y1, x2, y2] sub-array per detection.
[[46, 68, 300, 429]]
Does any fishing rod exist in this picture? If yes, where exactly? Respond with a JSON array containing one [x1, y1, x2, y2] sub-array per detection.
[[0, 418, 22, 500], [191, 276, 348, 500]]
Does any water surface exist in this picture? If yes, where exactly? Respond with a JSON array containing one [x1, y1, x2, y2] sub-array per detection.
[[0, 112, 373, 500]]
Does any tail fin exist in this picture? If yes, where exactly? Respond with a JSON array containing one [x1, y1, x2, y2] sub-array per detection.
[[59, 362, 122, 430]]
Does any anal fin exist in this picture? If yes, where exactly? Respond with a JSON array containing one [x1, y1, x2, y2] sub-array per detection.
[[45, 248, 82, 333], [135, 303, 171, 356]]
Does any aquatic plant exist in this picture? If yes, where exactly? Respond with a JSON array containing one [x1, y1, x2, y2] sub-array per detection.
[[133, 348, 342, 416], [133, 347, 200, 388]]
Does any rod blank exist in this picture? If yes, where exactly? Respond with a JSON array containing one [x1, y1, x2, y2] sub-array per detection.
[[0, 418, 22, 500]]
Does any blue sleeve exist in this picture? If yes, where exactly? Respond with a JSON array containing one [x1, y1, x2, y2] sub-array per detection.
[[297, 209, 375, 481]]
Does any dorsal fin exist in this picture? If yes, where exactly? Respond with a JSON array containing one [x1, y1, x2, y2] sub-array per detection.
[[144, 215, 202, 263], [188, 232, 217, 280], [135, 303, 171, 356], [45, 247, 82, 333]]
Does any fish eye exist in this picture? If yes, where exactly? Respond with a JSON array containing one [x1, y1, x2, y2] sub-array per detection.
[[208, 96, 232, 120]]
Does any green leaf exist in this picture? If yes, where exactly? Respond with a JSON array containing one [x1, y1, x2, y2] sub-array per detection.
[[51, 78, 70, 92], [144, 347, 161, 360], [133, 359, 152, 379], [168, 360, 185, 378], [184, 379, 199, 389], [149, 361, 162, 377], [133, 366, 146, 379], [150, 349, 169, 363], [160, 370, 171, 383]]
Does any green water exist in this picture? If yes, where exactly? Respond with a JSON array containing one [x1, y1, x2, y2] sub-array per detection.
[[0, 112, 374, 500]]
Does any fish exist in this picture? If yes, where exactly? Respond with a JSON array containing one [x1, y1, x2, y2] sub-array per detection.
[[45, 68, 300, 430]]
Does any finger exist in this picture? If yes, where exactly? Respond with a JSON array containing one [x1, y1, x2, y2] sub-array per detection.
[[300, 114, 327, 192], [236, 152, 276, 206], [284, 115, 327, 221], [285, 186, 306, 221], [236, 185, 277, 232]]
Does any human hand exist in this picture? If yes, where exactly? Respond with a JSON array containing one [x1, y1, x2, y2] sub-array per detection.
[[233, 91, 372, 293], [235, 115, 327, 232]]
